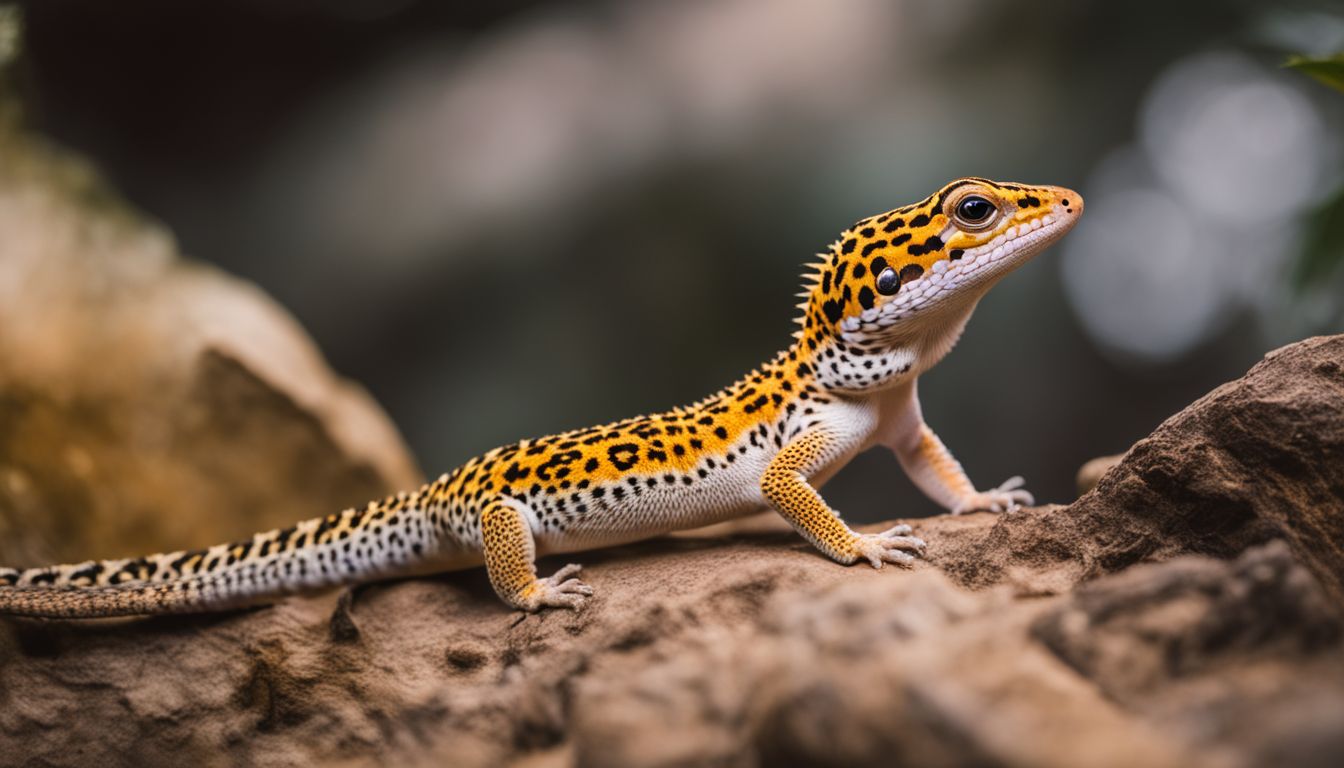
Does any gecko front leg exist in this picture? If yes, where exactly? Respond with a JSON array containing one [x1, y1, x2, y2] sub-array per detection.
[[761, 429, 926, 568], [480, 498, 593, 611], [884, 383, 1033, 514]]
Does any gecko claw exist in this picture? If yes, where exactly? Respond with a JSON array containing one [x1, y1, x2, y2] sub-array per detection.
[[951, 476, 1035, 515], [852, 526, 926, 569], [523, 563, 593, 611]]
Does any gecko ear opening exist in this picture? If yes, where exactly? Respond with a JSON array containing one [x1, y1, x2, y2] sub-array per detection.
[[876, 267, 901, 295]]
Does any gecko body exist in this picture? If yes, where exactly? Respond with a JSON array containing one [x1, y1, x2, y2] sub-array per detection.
[[0, 178, 1082, 618]]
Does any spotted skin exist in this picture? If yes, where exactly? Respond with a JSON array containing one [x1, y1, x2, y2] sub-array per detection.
[[480, 499, 592, 610], [0, 178, 1083, 618], [761, 429, 925, 566], [761, 429, 863, 561]]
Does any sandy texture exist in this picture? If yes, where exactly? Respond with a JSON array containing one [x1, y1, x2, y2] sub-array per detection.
[[3, 336, 1343, 767], [0, 95, 422, 570]]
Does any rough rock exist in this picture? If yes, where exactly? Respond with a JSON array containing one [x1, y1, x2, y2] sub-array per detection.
[[0, 84, 422, 568], [925, 335, 1344, 600], [3, 335, 1344, 767]]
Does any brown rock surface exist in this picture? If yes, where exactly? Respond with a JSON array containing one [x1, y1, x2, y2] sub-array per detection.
[[0, 85, 422, 568], [2, 336, 1343, 767]]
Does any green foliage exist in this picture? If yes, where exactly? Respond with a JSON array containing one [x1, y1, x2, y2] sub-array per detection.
[[0, 5, 20, 127], [1284, 53, 1344, 325], [1285, 53, 1344, 93], [1293, 185, 1344, 293]]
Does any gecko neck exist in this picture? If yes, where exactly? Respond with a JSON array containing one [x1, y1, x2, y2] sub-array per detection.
[[799, 291, 985, 397]]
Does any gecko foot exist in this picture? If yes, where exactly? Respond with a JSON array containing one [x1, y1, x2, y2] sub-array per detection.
[[951, 476, 1034, 515], [521, 563, 594, 611], [852, 524, 927, 569]]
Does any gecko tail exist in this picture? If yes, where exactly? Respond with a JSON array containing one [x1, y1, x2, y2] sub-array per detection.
[[0, 486, 446, 619], [0, 574, 242, 618]]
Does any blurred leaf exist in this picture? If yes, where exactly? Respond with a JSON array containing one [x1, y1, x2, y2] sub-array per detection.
[[1291, 184, 1344, 294], [1285, 53, 1344, 93], [0, 6, 20, 69], [1284, 51, 1344, 320]]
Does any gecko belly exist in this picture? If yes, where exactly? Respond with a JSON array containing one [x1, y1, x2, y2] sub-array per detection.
[[532, 442, 775, 555]]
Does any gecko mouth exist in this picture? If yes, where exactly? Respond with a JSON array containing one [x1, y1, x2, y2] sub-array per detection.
[[840, 204, 1077, 338]]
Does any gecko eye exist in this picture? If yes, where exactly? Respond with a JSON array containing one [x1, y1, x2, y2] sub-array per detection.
[[954, 196, 996, 227], [876, 267, 901, 295]]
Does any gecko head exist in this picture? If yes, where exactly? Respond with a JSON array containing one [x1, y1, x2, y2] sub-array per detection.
[[795, 178, 1083, 350]]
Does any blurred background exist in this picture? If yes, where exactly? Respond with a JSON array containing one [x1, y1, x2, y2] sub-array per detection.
[[13, 0, 1344, 523]]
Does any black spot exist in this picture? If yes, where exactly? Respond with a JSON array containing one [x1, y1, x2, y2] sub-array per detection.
[[822, 299, 844, 325], [1061, 198, 1070, 206], [607, 443, 640, 471], [503, 462, 530, 483], [861, 240, 886, 256], [889, 233, 911, 247], [858, 286, 875, 310], [314, 516, 337, 539], [714, 426, 729, 439], [852, 263, 866, 279], [907, 235, 944, 257], [949, 249, 965, 260], [909, 213, 930, 227], [841, 238, 857, 254], [882, 217, 905, 233], [69, 562, 105, 583], [172, 548, 209, 570], [537, 450, 582, 480], [584, 457, 600, 472], [871, 255, 888, 275], [821, 270, 831, 293], [860, 227, 875, 237], [1019, 195, 1041, 208]]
